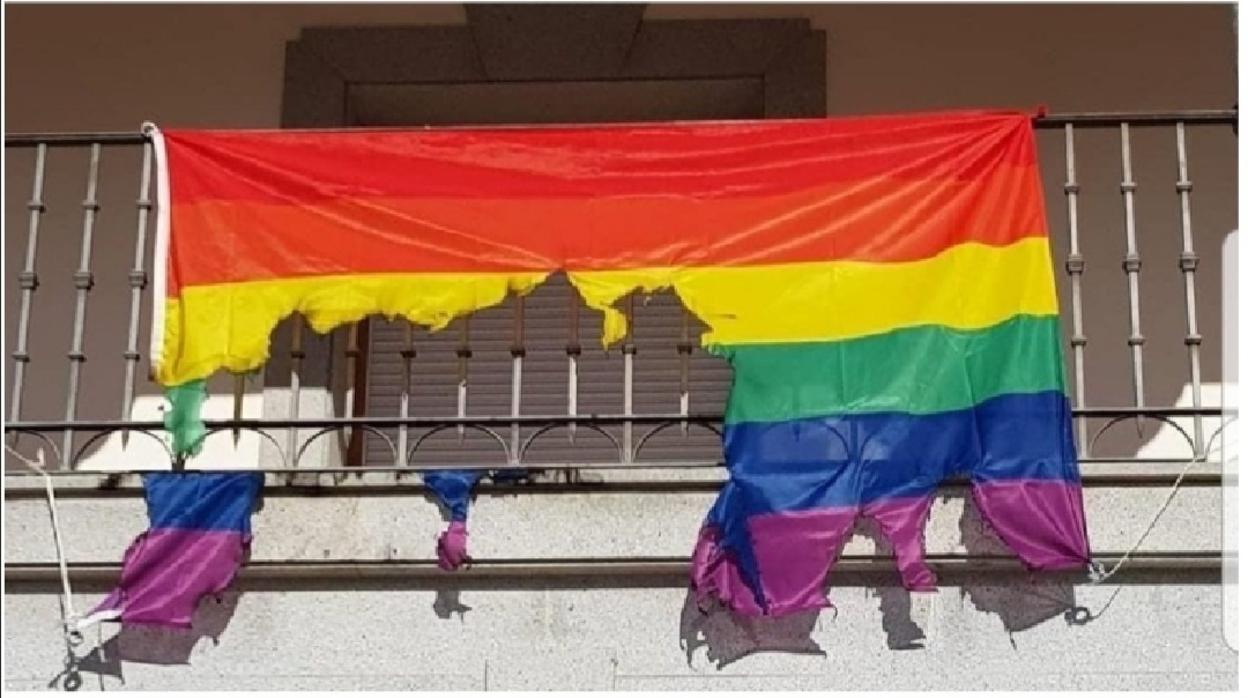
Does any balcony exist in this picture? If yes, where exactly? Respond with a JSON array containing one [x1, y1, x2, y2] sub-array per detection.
[[2, 108, 1239, 694], [3, 109, 1237, 483]]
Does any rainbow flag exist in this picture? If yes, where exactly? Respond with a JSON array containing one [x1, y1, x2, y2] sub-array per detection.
[[88, 473, 262, 628], [148, 111, 1088, 608]]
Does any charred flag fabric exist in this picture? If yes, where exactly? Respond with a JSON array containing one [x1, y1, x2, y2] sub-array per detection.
[[90, 472, 262, 628], [148, 110, 1089, 612]]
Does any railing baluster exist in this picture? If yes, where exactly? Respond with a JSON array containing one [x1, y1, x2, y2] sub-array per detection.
[[61, 143, 102, 467], [456, 317, 470, 443], [678, 308, 692, 438], [397, 321, 414, 466], [9, 143, 48, 449], [120, 140, 153, 444], [509, 296, 525, 464], [231, 373, 245, 444], [622, 294, 635, 464], [286, 316, 304, 465], [566, 284, 580, 444], [1118, 123, 1147, 433], [343, 322, 361, 463], [1174, 122, 1205, 457], [1063, 124, 1090, 456]]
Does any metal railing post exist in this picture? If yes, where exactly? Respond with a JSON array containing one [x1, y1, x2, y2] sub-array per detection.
[[456, 317, 471, 443], [61, 143, 103, 467], [9, 144, 49, 446], [120, 140, 153, 444], [566, 284, 580, 444], [286, 316, 304, 465], [397, 321, 415, 467], [342, 322, 363, 464], [1174, 122, 1205, 457], [1063, 124, 1090, 455], [510, 296, 525, 464], [622, 295, 636, 464], [1118, 123, 1148, 433]]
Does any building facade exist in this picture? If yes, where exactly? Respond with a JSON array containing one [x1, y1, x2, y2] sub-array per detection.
[[3, 3, 1239, 690]]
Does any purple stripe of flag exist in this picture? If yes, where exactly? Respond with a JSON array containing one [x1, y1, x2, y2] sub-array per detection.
[[692, 483, 1088, 617], [94, 529, 249, 628]]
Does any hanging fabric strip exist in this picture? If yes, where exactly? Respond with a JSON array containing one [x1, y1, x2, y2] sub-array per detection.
[[423, 469, 486, 571], [90, 472, 263, 629]]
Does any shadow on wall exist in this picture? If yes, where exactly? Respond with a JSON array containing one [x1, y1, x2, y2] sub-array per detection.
[[678, 591, 826, 670], [51, 498, 1102, 683], [678, 493, 1086, 668], [49, 592, 241, 691], [952, 493, 1080, 638]]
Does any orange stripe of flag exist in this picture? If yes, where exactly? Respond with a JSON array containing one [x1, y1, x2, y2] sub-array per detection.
[[168, 165, 1045, 291]]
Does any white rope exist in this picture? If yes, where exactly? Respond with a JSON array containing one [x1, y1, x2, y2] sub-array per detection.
[[143, 120, 171, 377], [1087, 450, 1202, 585], [5, 445, 85, 643]]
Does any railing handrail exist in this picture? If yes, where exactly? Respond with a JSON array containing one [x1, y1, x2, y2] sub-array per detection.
[[1032, 108, 1237, 127], [4, 132, 149, 147], [3, 108, 1237, 147], [0, 405, 1228, 433]]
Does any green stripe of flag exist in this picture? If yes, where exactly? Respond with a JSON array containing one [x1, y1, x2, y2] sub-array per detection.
[[713, 315, 1067, 425]]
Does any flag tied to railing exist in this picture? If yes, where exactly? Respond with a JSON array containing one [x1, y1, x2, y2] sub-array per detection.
[[88, 472, 262, 628], [148, 110, 1090, 614]]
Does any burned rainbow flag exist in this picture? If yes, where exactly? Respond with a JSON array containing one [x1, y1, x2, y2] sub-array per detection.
[[148, 110, 1088, 607]]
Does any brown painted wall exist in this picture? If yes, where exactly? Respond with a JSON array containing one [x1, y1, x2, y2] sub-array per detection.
[[5, 4, 1236, 129]]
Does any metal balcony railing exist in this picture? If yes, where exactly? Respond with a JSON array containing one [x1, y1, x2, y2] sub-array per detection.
[[3, 109, 1238, 476]]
